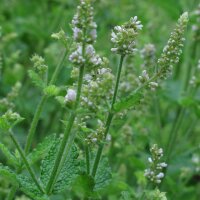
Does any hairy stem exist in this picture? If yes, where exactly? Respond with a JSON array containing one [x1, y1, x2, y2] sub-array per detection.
[[91, 55, 125, 177], [9, 130, 44, 194], [25, 50, 68, 154], [46, 58, 85, 195]]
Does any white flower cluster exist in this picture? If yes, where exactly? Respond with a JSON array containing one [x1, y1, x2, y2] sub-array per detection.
[[71, 0, 97, 43], [111, 16, 143, 55], [69, 1, 102, 67], [140, 44, 156, 68], [144, 144, 167, 184], [138, 70, 158, 91], [30, 54, 48, 74], [158, 12, 189, 78]]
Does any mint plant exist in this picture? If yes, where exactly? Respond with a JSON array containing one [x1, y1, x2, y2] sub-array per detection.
[[1, 0, 199, 199]]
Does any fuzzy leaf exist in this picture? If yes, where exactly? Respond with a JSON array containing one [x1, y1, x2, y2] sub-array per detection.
[[17, 175, 49, 200], [53, 145, 79, 193], [28, 70, 45, 89], [0, 143, 19, 166], [40, 137, 60, 187], [113, 92, 143, 112], [27, 134, 57, 165], [0, 164, 18, 186], [40, 137, 79, 193], [27, 134, 56, 165], [43, 85, 60, 97], [94, 156, 112, 191]]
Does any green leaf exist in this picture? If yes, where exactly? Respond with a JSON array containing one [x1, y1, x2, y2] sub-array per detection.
[[120, 191, 136, 200], [28, 70, 45, 89], [94, 156, 112, 191], [55, 96, 65, 107], [0, 143, 19, 167], [27, 134, 57, 166], [178, 96, 196, 108], [145, 189, 167, 200], [0, 117, 10, 132], [40, 137, 79, 193], [0, 164, 18, 186], [17, 175, 49, 200], [72, 174, 95, 198], [53, 145, 79, 193], [43, 85, 60, 97], [113, 92, 143, 112]]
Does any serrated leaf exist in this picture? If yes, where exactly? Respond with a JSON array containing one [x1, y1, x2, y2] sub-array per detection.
[[0, 143, 19, 167], [40, 137, 79, 193], [53, 145, 79, 193], [43, 85, 60, 97], [40, 137, 60, 187], [114, 92, 143, 112], [17, 175, 49, 200], [94, 156, 112, 191], [0, 164, 18, 186], [28, 70, 45, 89], [27, 134, 57, 166]]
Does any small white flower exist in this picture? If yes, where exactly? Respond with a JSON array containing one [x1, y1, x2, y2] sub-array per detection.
[[148, 157, 153, 163], [156, 172, 164, 179], [159, 162, 168, 168], [65, 89, 77, 102]]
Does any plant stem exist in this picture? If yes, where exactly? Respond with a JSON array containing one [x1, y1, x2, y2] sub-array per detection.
[[6, 50, 68, 200], [9, 130, 44, 194], [85, 144, 90, 174], [46, 62, 85, 195], [25, 50, 68, 154], [91, 55, 125, 177], [24, 95, 48, 154], [6, 186, 18, 200]]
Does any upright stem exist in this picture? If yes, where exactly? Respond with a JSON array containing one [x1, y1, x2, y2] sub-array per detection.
[[6, 186, 18, 200], [25, 95, 48, 154], [6, 50, 68, 200], [46, 62, 85, 195], [85, 144, 90, 174], [91, 55, 125, 177], [25, 50, 68, 154], [9, 131, 44, 194]]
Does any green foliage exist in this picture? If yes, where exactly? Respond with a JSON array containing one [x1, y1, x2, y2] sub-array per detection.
[[0, 143, 19, 167], [27, 134, 57, 166], [114, 92, 143, 112], [28, 70, 45, 89], [40, 137, 79, 193], [0, 164, 18, 186], [94, 156, 112, 191], [17, 175, 49, 200], [145, 189, 167, 200], [43, 85, 60, 97]]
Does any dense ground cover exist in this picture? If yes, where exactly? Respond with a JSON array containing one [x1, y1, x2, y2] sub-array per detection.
[[0, 0, 200, 199]]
